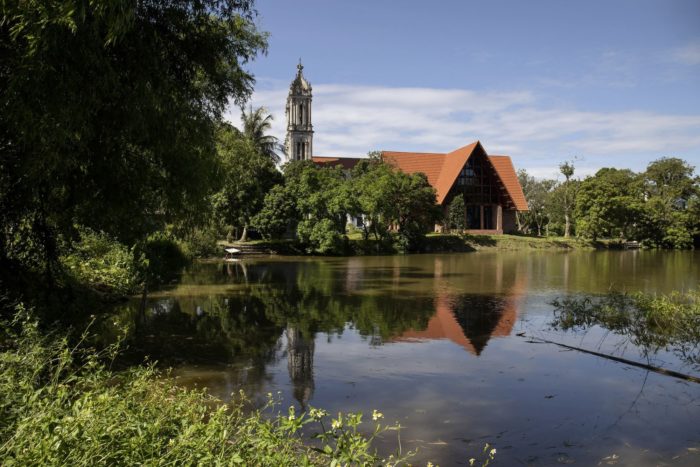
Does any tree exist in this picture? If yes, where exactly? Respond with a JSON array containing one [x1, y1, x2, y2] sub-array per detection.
[[640, 157, 699, 248], [251, 185, 298, 240], [384, 172, 441, 251], [559, 161, 576, 238], [351, 155, 395, 241], [517, 169, 556, 236], [447, 194, 466, 232], [574, 168, 643, 241], [212, 124, 282, 241], [0, 0, 269, 273], [242, 106, 282, 164]]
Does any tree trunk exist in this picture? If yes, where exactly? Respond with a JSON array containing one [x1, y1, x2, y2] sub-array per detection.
[[564, 213, 571, 238], [239, 224, 248, 242]]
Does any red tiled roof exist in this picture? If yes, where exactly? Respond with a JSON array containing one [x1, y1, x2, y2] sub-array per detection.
[[312, 143, 528, 211], [381, 152, 446, 191], [488, 155, 528, 211]]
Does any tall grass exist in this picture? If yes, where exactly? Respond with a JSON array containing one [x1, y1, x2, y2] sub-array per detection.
[[0, 307, 412, 466]]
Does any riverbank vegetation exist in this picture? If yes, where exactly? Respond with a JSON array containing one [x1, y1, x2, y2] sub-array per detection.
[[517, 158, 700, 249], [0, 309, 413, 466], [551, 289, 700, 367]]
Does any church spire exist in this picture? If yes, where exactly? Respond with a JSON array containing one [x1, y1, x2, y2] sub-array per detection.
[[285, 60, 313, 161]]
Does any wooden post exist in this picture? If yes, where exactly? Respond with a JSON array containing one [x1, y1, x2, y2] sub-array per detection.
[[497, 205, 502, 232]]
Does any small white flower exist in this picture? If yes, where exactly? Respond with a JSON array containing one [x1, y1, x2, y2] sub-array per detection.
[[372, 409, 384, 421], [490, 448, 497, 456], [469, 459, 475, 466], [331, 419, 342, 430]]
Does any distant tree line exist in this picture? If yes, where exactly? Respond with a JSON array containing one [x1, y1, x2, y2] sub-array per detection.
[[516, 157, 700, 248]]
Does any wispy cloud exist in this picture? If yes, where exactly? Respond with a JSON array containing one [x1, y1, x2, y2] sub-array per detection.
[[671, 41, 700, 66], [227, 82, 700, 178]]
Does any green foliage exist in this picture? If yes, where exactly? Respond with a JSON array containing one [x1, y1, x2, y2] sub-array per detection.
[[517, 170, 556, 236], [0, 0, 268, 269], [574, 168, 644, 241], [639, 158, 699, 249], [351, 156, 439, 251], [242, 106, 282, 164], [135, 232, 190, 287], [60, 227, 141, 296], [0, 308, 414, 466], [447, 194, 467, 231], [518, 157, 698, 248], [551, 289, 700, 365], [212, 123, 282, 241], [180, 227, 220, 258], [252, 185, 298, 239], [300, 219, 346, 255]]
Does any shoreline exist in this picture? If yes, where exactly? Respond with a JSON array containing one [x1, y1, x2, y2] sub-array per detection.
[[214, 233, 612, 258]]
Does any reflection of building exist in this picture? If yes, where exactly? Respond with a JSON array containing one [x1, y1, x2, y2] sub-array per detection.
[[391, 257, 526, 355], [394, 292, 520, 355], [285, 324, 315, 409]]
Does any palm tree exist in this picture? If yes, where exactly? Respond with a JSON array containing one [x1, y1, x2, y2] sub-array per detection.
[[241, 106, 282, 164]]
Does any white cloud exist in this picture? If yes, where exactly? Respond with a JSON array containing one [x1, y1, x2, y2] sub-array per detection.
[[227, 82, 700, 177], [671, 41, 700, 66]]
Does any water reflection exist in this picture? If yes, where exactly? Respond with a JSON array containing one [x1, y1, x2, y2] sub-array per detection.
[[112, 255, 528, 369], [100, 251, 700, 466]]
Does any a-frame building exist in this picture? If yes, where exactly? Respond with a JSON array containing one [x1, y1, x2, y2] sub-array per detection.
[[314, 142, 528, 234]]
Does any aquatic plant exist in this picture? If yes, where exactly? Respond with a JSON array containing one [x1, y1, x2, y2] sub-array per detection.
[[551, 289, 700, 366]]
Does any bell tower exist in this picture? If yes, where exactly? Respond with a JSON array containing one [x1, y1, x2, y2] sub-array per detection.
[[285, 60, 313, 161]]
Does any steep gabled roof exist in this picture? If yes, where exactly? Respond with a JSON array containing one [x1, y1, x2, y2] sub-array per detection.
[[488, 155, 528, 211], [381, 152, 447, 191], [312, 142, 528, 211], [434, 142, 479, 204]]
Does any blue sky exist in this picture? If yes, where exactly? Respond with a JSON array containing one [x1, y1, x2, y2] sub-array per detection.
[[231, 0, 700, 179]]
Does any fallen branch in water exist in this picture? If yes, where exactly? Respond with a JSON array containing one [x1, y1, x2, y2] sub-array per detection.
[[519, 334, 700, 384]]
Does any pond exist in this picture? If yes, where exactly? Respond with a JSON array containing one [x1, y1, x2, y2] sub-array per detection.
[[104, 251, 700, 466]]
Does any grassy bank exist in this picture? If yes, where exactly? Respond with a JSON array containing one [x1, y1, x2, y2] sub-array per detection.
[[218, 233, 589, 257], [0, 309, 413, 466]]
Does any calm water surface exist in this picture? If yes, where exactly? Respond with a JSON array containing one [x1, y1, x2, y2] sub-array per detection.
[[107, 251, 700, 466]]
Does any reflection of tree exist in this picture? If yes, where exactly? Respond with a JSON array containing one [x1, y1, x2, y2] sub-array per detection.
[[551, 291, 700, 367]]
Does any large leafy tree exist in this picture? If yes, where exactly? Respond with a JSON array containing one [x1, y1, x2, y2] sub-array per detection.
[[574, 168, 644, 241], [212, 124, 281, 241], [517, 169, 556, 236], [0, 0, 268, 270], [242, 106, 282, 164], [640, 157, 699, 248]]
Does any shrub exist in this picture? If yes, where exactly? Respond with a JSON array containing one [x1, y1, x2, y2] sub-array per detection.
[[135, 232, 190, 286], [181, 227, 219, 258], [60, 227, 140, 295]]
